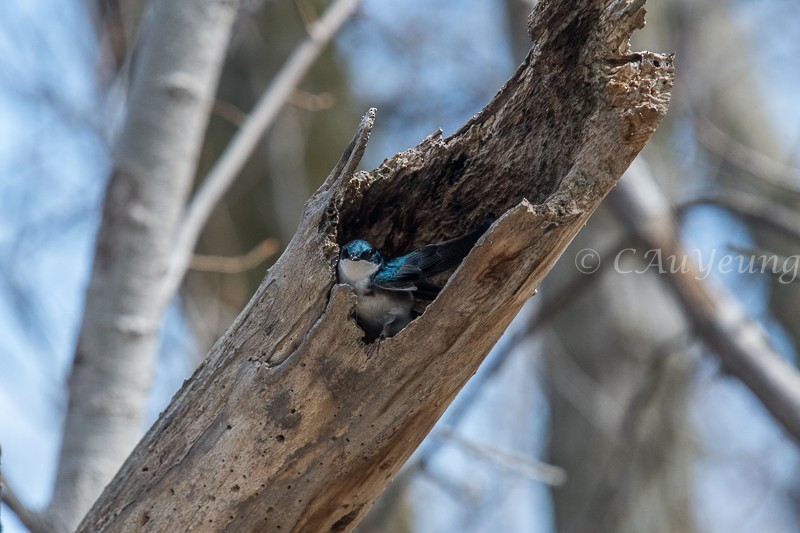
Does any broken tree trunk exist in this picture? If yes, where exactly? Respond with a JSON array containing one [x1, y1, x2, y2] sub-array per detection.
[[79, 1, 673, 530]]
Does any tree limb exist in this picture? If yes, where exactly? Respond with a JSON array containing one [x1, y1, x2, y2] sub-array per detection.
[[611, 159, 800, 445], [79, 1, 673, 530]]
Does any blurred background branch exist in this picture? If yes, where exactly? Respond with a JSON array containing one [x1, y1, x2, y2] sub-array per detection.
[[189, 237, 280, 274], [612, 160, 800, 443]]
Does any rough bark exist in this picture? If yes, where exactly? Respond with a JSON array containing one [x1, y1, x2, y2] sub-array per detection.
[[79, 1, 673, 530], [46, 0, 239, 530]]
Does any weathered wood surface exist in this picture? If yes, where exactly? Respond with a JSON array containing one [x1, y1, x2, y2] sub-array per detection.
[[80, 1, 673, 530]]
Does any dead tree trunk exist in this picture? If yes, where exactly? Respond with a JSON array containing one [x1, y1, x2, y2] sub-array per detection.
[[79, 1, 673, 530]]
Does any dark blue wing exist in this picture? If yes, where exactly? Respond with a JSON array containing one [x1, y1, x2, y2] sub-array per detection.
[[372, 227, 485, 291]]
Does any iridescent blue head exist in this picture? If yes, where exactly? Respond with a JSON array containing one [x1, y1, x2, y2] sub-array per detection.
[[340, 240, 383, 264]]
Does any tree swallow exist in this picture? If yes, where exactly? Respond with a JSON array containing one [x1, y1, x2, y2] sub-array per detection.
[[338, 227, 485, 353]]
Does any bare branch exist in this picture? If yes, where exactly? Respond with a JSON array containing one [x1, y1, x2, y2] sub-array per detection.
[[287, 89, 336, 111], [211, 99, 248, 127], [293, 0, 321, 36], [165, 0, 362, 302], [678, 188, 800, 245], [1, 446, 51, 533], [611, 159, 800, 445], [546, 334, 623, 438], [434, 428, 567, 486], [189, 238, 280, 274], [696, 118, 800, 196]]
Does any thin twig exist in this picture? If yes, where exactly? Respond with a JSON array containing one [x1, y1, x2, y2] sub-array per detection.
[[545, 335, 622, 439], [293, 0, 319, 36], [213, 91, 333, 128], [189, 238, 280, 274], [212, 99, 248, 127], [696, 118, 800, 196], [165, 0, 361, 300], [1, 459, 51, 533], [678, 188, 800, 245], [434, 428, 567, 486], [287, 89, 335, 111]]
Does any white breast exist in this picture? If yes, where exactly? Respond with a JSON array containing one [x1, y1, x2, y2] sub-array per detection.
[[337, 258, 414, 336], [337, 259, 380, 295]]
